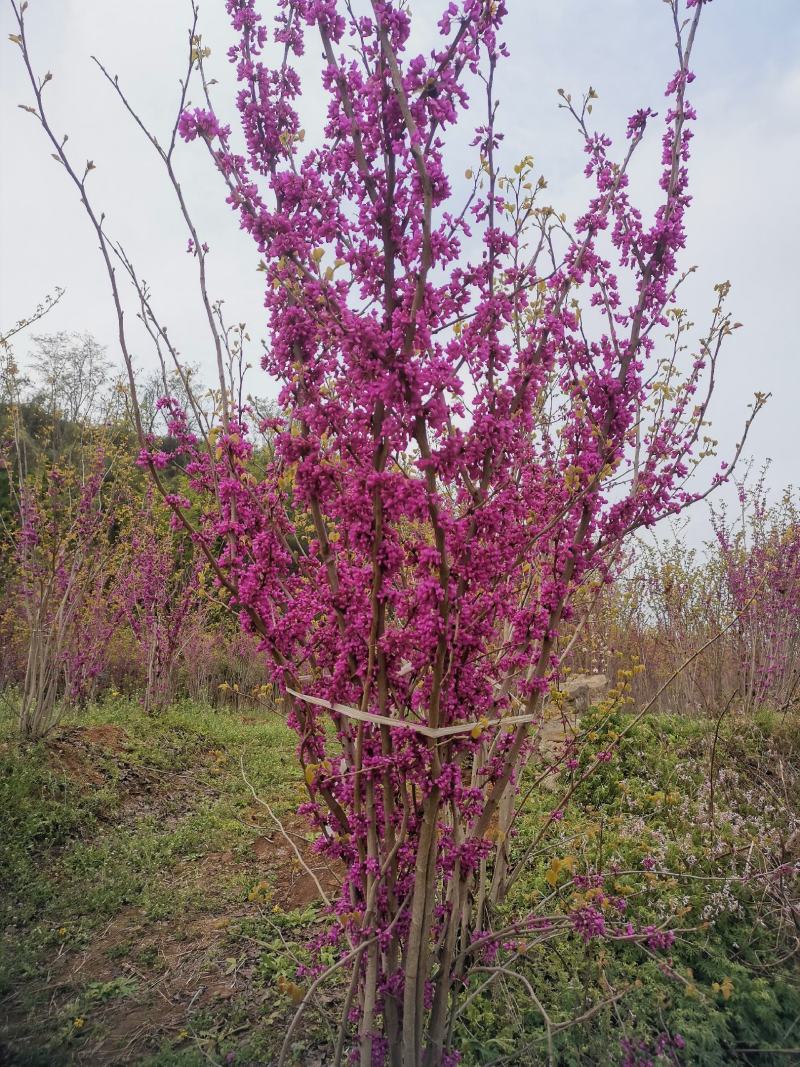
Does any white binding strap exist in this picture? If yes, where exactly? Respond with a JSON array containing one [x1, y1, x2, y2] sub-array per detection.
[[285, 687, 540, 739]]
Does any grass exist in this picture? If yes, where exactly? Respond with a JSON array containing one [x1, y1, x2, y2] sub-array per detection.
[[0, 696, 332, 1066], [1, 695, 798, 1065], [458, 704, 800, 1065]]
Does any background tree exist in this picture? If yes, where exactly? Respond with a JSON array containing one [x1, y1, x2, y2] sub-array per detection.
[[112, 488, 206, 715], [29, 331, 110, 433]]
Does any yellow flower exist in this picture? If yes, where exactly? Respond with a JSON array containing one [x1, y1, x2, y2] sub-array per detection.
[[73, 1017, 85, 1030]]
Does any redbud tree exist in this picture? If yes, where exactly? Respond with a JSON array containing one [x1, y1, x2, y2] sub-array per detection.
[[0, 442, 119, 738], [712, 473, 800, 715], [12, 0, 763, 1060], [112, 488, 205, 715]]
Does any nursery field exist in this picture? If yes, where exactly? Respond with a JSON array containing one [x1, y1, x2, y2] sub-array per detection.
[[2, 697, 799, 1066]]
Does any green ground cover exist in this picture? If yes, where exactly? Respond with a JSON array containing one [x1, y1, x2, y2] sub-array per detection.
[[1, 698, 798, 1065]]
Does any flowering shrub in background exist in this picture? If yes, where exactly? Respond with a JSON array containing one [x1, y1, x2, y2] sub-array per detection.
[[0, 442, 119, 738], [567, 474, 800, 718], [112, 488, 207, 715], [713, 474, 800, 714]]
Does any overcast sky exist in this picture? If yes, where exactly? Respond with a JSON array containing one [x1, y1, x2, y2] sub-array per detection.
[[1, 1, 799, 534]]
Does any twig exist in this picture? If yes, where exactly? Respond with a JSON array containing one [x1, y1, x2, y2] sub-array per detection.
[[239, 753, 332, 908], [277, 896, 410, 1067], [709, 689, 738, 845], [505, 587, 764, 894], [472, 965, 554, 1065]]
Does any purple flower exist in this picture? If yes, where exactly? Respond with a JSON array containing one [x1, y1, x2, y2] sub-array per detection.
[[178, 108, 222, 142], [572, 906, 606, 942]]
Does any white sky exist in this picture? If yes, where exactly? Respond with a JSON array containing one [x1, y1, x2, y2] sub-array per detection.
[[1, 1, 799, 532]]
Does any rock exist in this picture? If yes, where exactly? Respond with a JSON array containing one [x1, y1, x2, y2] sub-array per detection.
[[538, 674, 608, 770], [561, 673, 609, 714]]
